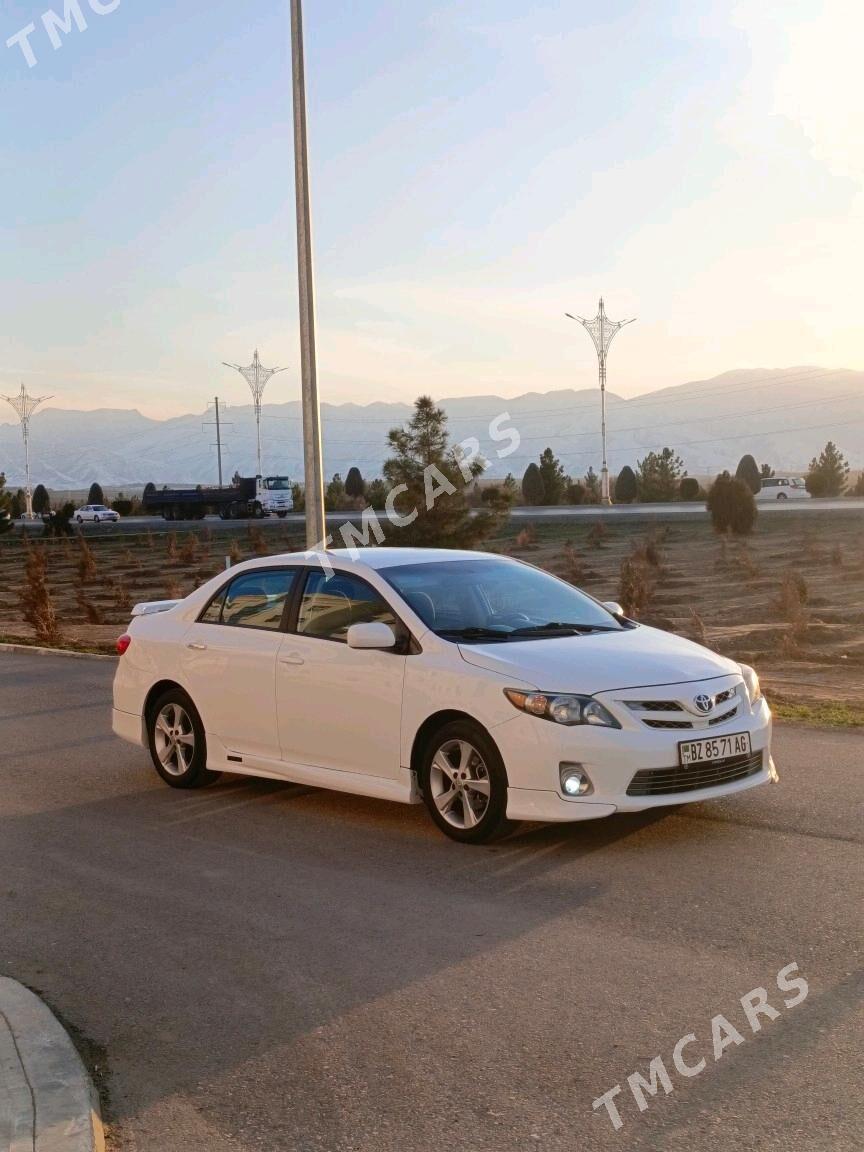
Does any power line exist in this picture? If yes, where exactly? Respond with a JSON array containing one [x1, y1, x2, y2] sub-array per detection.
[[260, 366, 845, 425]]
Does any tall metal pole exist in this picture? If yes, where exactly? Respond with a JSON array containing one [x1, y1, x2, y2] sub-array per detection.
[[1, 383, 52, 519], [566, 299, 635, 506], [223, 351, 286, 478], [291, 0, 326, 550]]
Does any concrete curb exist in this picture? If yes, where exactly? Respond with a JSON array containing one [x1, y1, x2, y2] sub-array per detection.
[[0, 979, 105, 1151], [0, 643, 116, 662]]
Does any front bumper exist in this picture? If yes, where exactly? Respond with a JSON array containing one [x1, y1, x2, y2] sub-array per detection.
[[496, 684, 776, 823]]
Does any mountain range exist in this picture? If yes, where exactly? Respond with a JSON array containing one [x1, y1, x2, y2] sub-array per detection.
[[0, 367, 861, 490]]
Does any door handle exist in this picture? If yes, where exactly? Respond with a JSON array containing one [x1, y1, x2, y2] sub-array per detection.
[[186, 642, 207, 651], [279, 652, 305, 666]]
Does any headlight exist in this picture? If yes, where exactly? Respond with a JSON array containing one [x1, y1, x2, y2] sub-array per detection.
[[739, 663, 762, 706], [504, 689, 620, 728]]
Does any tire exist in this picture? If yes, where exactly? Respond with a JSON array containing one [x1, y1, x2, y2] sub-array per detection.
[[418, 720, 513, 844], [147, 688, 220, 790], [76, 516, 83, 524], [93, 515, 100, 524], [777, 493, 788, 501], [277, 512, 288, 519]]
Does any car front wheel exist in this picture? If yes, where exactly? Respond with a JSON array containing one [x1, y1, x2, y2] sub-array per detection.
[[147, 689, 220, 789], [419, 720, 513, 843]]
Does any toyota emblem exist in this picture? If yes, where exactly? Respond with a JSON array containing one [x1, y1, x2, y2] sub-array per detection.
[[693, 694, 713, 714]]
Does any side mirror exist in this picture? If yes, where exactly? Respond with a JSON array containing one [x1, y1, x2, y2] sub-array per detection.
[[602, 601, 624, 617], [347, 622, 397, 651]]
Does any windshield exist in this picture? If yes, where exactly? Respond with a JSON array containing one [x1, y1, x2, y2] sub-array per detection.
[[383, 558, 623, 642], [264, 477, 291, 491]]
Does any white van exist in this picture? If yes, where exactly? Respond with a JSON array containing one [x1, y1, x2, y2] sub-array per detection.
[[756, 477, 811, 502]]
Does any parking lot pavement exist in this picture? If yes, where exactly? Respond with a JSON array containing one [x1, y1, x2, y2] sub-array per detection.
[[0, 652, 861, 1151]]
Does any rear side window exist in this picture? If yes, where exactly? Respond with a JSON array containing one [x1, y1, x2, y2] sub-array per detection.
[[200, 570, 296, 631]]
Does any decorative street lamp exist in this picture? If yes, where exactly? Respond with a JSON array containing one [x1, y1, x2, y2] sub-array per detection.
[[566, 299, 635, 505], [223, 350, 287, 478], [1, 383, 52, 519]]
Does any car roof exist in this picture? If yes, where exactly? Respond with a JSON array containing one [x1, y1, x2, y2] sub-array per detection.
[[235, 547, 506, 573]]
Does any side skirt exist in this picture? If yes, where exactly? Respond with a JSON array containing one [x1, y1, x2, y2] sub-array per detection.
[[207, 744, 421, 806]]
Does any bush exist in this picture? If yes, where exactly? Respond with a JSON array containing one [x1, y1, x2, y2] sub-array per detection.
[[565, 482, 586, 505], [618, 553, 655, 618], [366, 478, 388, 509], [679, 477, 701, 501], [111, 498, 134, 517], [20, 543, 60, 644], [707, 473, 757, 536]]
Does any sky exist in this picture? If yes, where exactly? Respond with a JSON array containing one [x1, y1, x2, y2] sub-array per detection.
[[0, 0, 862, 421]]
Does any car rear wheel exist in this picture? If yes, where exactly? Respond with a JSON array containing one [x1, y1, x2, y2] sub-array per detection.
[[419, 720, 513, 843], [76, 515, 83, 523], [777, 492, 788, 501], [147, 689, 220, 789]]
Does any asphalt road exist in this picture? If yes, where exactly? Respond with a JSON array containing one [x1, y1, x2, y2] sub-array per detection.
[[1, 653, 861, 1151], [15, 497, 864, 537]]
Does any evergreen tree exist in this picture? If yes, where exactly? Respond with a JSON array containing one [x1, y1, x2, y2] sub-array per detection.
[[537, 447, 567, 504], [637, 448, 685, 502], [0, 473, 12, 535], [614, 465, 638, 503], [88, 482, 105, 505], [382, 396, 507, 547], [760, 463, 775, 479], [582, 467, 600, 504], [521, 463, 545, 506], [32, 484, 50, 515], [345, 467, 366, 499], [366, 478, 389, 509], [806, 442, 849, 496], [735, 455, 762, 495], [325, 473, 346, 511]]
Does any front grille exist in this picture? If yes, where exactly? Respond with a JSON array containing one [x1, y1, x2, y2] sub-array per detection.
[[708, 706, 739, 726], [642, 719, 694, 730], [714, 688, 735, 706], [627, 700, 685, 713], [626, 751, 763, 797]]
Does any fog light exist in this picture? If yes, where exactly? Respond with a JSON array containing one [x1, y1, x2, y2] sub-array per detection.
[[560, 764, 592, 797]]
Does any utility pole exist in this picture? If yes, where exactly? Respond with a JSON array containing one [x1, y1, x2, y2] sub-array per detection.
[[291, 0, 327, 551], [223, 351, 287, 479], [1, 383, 52, 519], [203, 398, 233, 486], [566, 299, 635, 506]]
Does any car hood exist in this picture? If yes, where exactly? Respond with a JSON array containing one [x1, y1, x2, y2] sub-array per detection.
[[458, 625, 740, 694]]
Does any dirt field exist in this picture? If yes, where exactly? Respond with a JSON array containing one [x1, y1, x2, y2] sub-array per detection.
[[1, 510, 862, 712]]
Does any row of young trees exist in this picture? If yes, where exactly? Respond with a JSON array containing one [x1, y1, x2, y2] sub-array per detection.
[[515, 441, 860, 506]]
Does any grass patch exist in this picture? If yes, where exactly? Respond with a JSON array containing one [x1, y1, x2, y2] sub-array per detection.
[[770, 695, 864, 728]]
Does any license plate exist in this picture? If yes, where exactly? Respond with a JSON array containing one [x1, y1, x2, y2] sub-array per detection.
[[679, 732, 752, 766]]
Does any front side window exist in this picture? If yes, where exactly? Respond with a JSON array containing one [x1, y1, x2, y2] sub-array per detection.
[[297, 571, 397, 642], [201, 569, 295, 631]]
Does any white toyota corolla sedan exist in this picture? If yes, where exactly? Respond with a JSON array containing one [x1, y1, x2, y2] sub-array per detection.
[[112, 548, 777, 843]]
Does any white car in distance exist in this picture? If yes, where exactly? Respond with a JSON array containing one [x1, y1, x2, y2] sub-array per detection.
[[74, 504, 120, 523], [112, 548, 776, 843], [756, 477, 811, 501]]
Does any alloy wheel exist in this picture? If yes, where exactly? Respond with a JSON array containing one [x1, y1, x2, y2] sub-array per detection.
[[154, 703, 196, 777], [429, 739, 492, 830]]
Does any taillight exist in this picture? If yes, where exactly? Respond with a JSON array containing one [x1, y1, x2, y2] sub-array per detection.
[[116, 634, 132, 656]]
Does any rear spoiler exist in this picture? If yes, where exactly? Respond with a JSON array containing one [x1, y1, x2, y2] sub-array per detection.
[[131, 600, 182, 618]]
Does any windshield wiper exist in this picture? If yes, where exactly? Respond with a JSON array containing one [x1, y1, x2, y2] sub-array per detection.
[[508, 621, 617, 636], [436, 626, 511, 641]]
